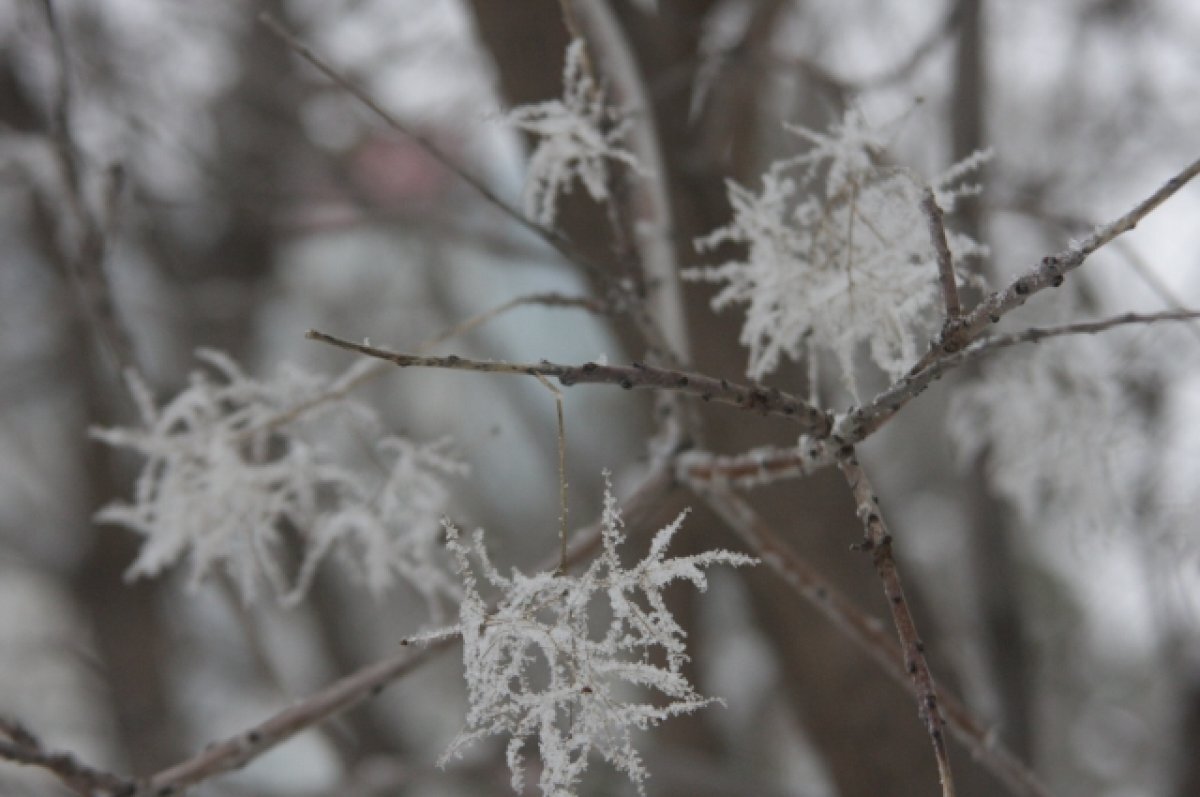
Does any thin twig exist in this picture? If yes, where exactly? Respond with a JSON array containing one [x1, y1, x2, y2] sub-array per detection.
[[908, 157, 1200, 375], [0, 718, 133, 796], [836, 449, 955, 797], [532, 373, 570, 572], [692, 488, 1053, 797], [258, 15, 573, 270], [248, 292, 606, 438], [835, 308, 1200, 444], [306, 329, 833, 434], [676, 443, 835, 489], [959, 157, 1200, 342], [40, 0, 134, 372], [922, 188, 962, 321]]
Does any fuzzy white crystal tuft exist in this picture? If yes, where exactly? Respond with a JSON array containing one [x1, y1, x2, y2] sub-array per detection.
[[687, 107, 989, 397], [507, 39, 644, 227], [92, 350, 465, 606], [440, 474, 755, 796]]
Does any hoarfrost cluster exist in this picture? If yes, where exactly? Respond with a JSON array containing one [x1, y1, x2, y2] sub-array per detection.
[[440, 477, 756, 796], [507, 38, 643, 227], [687, 108, 990, 396], [947, 336, 1145, 537], [92, 350, 466, 607]]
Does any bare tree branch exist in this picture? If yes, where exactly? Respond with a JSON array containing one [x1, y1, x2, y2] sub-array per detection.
[[307, 329, 833, 434], [0, 718, 133, 796], [692, 488, 1054, 797], [836, 308, 1200, 444], [836, 449, 955, 797], [922, 188, 963, 322]]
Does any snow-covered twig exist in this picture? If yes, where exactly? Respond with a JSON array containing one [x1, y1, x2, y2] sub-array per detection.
[[676, 444, 835, 489]]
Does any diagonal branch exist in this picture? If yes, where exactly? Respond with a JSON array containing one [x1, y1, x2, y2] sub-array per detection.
[[260, 13, 683, 373], [307, 329, 833, 434], [960, 158, 1200, 337], [922, 188, 962, 322], [910, 157, 1200, 374], [836, 448, 955, 797], [692, 487, 1054, 797], [835, 308, 1200, 444], [0, 718, 133, 796]]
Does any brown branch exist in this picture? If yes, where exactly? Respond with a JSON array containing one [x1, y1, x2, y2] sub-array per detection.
[[692, 488, 1053, 797], [0, 718, 133, 796], [958, 157, 1200, 343], [835, 308, 1200, 444], [676, 443, 835, 489], [836, 449, 955, 797], [922, 188, 962, 321], [908, 156, 1200, 375], [39, 0, 134, 372], [307, 329, 833, 434]]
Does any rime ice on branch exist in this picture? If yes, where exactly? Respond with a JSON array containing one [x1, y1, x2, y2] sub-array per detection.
[[506, 39, 645, 227], [687, 107, 990, 396]]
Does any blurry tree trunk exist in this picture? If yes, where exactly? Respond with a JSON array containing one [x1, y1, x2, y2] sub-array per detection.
[[952, 0, 1035, 763]]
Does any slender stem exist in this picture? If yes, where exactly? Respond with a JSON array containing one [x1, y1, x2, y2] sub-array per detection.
[[959, 157, 1200, 342], [306, 329, 833, 434], [0, 718, 133, 797], [694, 486, 1054, 797], [835, 308, 1200, 444], [922, 188, 962, 321], [836, 449, 955, 797]]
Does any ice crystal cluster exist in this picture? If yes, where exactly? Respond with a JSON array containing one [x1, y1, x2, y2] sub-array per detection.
[[507, 38, 643, 227], [948, 336, 1142, 536], [440, 477, 755, 796], [92, 350, 465, 606], [687, 108, 989, 395]]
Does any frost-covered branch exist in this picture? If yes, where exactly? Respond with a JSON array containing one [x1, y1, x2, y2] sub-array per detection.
[[676, 443, 836, 489], [92, 351, 466, 607], [687, 108, 988, 394], [307, 329, 833, 434]]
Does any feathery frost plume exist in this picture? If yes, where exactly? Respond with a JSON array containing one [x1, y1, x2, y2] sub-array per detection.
[[687, 107, 990, 397], [92, 350, 466, 607], [506, 39, 644, 227], [947, 336, 1144, 537], [440, 474, 756, 797]]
